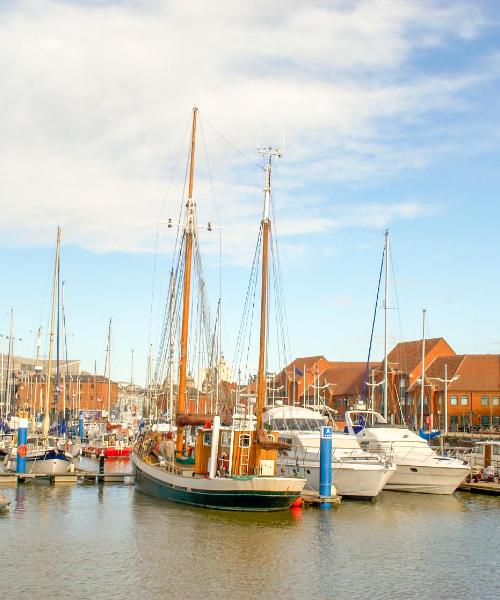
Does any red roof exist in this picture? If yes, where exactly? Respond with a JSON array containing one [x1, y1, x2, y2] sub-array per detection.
[[387, 337, 454, 374], [424, 354, 500, 392]]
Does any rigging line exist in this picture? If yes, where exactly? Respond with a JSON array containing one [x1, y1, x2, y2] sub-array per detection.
[[147, 117, 191, 368], [230, 226, 262, 382], [157, 116, 191, 222], [269, 170, 292, 366], [388, 242, 406, 375], [200, 112, 263, 171], [362, 239, 385, 401], [199, 116, 223, 360], [242, 228, 262, 385], [270, 233, 287, 374]]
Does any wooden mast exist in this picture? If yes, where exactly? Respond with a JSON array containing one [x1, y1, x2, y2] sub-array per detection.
[[256, 148, 281, 428], [43, 226, 61, 439], [176, 107, 198, 455]]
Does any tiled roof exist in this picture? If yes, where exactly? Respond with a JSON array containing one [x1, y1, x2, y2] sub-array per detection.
[[319, 363, 371, 396], [425, 354, 500, 392], [387, 338, 454, 374], [287, 356, 328, 373]]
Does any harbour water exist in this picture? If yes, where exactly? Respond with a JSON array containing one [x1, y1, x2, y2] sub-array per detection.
[[1, 463, 498, 600]]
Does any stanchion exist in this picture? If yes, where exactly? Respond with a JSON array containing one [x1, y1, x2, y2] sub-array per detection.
[[16, 417, 29, 475], [319, 425, 333, 509]]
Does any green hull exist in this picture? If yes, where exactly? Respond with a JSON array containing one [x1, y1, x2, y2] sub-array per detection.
[[133, 462, 300, 512]]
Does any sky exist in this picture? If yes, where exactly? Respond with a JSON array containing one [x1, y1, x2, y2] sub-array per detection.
[[1, 0, 500, 384]]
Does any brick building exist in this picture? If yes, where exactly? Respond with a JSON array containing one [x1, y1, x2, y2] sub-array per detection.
[[277, 339, 500, 431]]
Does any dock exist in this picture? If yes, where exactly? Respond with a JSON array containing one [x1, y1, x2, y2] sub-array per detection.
[[458, 481, 500, 496], [301, 489, 341, 507], [0, 469, 134, 486]]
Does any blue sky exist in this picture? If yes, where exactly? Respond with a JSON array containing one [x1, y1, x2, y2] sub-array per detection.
[[1, 1, 500, 383]]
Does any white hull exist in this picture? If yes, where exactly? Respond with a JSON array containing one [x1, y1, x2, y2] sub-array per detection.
[[5, 450, 72, 475], [346, 410, 471, 495], [384, 462, 470, 495], [281, 460, 395, 498]]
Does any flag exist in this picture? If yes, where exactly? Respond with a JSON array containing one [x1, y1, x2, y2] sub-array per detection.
[[294, 366, 303, 377]]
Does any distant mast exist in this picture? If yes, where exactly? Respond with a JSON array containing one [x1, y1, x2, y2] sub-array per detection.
[[256, 147, 282, 428], [176, 107, 198, 456], [106, 318, 112, 419], [44, 226, 61, 439], [383, 229, 389, 421], [420, 309, 426, 429]]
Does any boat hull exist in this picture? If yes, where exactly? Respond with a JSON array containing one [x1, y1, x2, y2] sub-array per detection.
[[384, 462, 470, 494], [6, 449, 72, 475], [133, 453, 304, 511], [280, 460, 395, 498], [84, 446, 131, 458]]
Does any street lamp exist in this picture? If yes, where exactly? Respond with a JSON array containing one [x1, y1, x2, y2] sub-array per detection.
[[428, 364, 460, 435]]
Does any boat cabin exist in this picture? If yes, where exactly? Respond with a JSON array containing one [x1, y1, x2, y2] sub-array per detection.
[[194, 426, 280, 477]]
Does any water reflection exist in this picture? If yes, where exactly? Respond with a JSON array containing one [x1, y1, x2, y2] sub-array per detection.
[[0, 482, 497, 600]]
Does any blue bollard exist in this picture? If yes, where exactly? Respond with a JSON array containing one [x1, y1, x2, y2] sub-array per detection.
[[78, 412, 84, 439], [16, 417, 28, 475], [319, 425, 333, 510]]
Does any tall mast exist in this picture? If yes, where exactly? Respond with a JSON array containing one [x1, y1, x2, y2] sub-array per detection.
[[383, 229, 389, 421], [420, 308, 426, 429], [43, 226, 61, 439], [6, 309, 14, 417], [256, 147, 282, 428], [176, 107, 198, 455], [56, 242, 61, 418], [106, 318, 112, 419], [168, 268, 175, 426]]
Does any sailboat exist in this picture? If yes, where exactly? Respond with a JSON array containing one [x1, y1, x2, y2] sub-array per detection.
[[342, 233, 470, 494], [4, 227, 73, 475], [132, 108, 305, 510]]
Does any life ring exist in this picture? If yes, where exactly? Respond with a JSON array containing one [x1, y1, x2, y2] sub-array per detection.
[[17, 444, 28, 458]]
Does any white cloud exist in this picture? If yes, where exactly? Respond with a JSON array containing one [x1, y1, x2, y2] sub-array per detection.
[[0, 0, 493, 258]]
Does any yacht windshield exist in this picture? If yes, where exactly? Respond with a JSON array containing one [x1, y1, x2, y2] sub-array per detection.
[[270, 418, 326, 431]]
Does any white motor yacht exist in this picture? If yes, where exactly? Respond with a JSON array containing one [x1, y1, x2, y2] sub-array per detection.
[[264, 406, 396, 498], [345, 410, 470, 494]]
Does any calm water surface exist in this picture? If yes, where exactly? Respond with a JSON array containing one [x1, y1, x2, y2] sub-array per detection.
[[1, 459, 498, 600]]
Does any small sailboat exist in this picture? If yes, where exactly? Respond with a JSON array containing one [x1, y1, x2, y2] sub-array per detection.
[[132, 108, 305, 510], [5, 227, 73, 475]]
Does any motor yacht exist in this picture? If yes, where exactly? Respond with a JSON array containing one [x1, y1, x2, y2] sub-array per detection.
[[264, 406, 396, 498], [345, 410, 470, 494]]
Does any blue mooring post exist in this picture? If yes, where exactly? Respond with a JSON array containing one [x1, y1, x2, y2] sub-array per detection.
[[78, 412, 84, 439], [16, 417, 28, 475], [319, 425, 333, 509]]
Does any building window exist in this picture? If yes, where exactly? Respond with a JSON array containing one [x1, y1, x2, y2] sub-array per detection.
[[481, 396, 489, 406], [450, 396, 458, 406], [493, 416, 500, 426], [480, 415, 489, 427], [493, 397, 499, 406], [460, 396, 468, 406]]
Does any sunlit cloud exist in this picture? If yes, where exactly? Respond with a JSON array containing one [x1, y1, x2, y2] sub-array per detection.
[[0, 0, 494, 260]]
